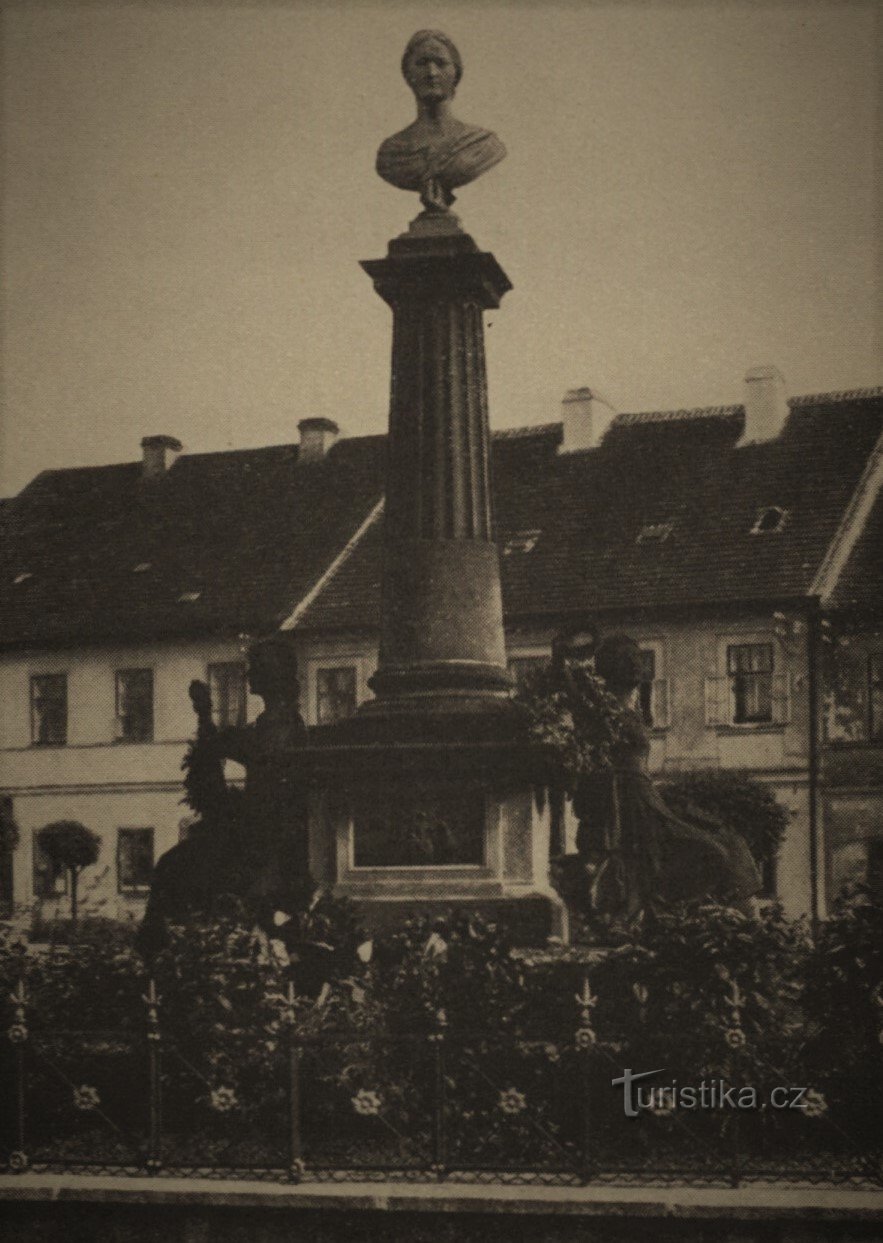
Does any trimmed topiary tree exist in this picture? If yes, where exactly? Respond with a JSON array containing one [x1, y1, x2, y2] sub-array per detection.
[[36, 820, 100, 927]]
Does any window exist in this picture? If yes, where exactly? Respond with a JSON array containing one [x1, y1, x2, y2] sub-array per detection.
[[507, 653, 549, 689], [115, 669, 154, 742], [636, 522, 673, 544], [638, 649, 656, 726], [503, 530, 541, 555], [316, 666, 357, 724], [353, 787, 485, 868], [727, 644, 774, 724], [869, 654, 883, 743], [208, 662, 247, 729], [30, 674, 67, 745], [117, 828, 154, 894], [33, 835, 68, 898], [751, 506, 789, 535]]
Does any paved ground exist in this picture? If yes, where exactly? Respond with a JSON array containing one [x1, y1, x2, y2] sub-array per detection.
[[0, 1172, 881, 1241]]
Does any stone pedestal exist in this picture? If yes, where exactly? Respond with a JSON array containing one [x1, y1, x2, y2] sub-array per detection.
[[303, 219, 559, 941]]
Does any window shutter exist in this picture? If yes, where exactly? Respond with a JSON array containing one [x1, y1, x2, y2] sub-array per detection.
[[653, 678, 671, 728], [773, 672, 792, 725], [704, 676, 722, 726]]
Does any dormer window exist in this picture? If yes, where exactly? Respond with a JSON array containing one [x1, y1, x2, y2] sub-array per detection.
[[13, 572, 33, 585], [636, 522, 673, 544], [177, 591, 201, 603], [132, 563, 151, 574], [751, 506, 788, 535], [503, 530, 541, 555]]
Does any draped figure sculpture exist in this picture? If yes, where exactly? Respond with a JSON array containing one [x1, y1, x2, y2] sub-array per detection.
[[553, 632, 761, 935], [137, 637, 312, 959], [376, 30, 506, 214]]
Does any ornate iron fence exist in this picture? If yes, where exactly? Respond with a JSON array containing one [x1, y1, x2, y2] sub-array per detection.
[[2, 973, 880, 1187]]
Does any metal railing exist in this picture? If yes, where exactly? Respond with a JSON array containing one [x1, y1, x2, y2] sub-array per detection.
[[2, 972, 879, 1188]]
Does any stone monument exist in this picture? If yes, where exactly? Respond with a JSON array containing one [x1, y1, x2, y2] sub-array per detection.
[[305, 33, 557, 942]]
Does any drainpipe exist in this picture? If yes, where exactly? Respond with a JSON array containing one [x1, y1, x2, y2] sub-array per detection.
[[806, 598, 821, 937]]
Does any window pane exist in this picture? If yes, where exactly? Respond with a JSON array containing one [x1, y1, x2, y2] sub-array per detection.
[[354, 787, 485, 867], [208, 662, 247, 729], [639, 649, 656, 726], [507, 655, 548, 689], [30, 674, 67, 745], [32, 836, 68, 898], [117, 828, 154, 893], [727, 644, 774, 723], [115, 670, 153, 742], [316, 666, 357, 724]]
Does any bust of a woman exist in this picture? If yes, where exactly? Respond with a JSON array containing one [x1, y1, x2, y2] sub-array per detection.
[[376, 30, 506, 213]]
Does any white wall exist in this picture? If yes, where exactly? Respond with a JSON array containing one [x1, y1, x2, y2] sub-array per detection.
[[0, 637, 263, 918]]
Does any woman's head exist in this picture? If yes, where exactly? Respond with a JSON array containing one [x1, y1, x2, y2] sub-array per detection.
[[553, 620, 598, 664], [247, 636, 300, 702], [401, 30, 462, 100], [594, 633, 643, 694]]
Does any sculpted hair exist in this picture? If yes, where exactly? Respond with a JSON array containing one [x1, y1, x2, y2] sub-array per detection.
[[594, 633, 644, 693], [248, 636, 301, 692], [401, 30, 463, 86]]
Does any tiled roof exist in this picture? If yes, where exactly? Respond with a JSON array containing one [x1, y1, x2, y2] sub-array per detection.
[[294, 392, 883, 632], [827, 491, 883, 612], [0, 438, 387, 648], [2, 391, 880, 650]]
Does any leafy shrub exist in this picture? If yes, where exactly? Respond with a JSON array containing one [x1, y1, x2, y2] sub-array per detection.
[[800, 884, 883, 1148], [656, 771, 789, 866]]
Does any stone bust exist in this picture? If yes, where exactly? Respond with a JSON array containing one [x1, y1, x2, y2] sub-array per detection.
[[376, 30, 506, 213]]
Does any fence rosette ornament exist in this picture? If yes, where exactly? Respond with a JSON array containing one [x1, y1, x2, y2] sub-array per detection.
[[801, 1089, 828, 1119], [351, 1088, 382, 1117], [497, 1087, 527, 1116], [72, 1084, 101, 1112], [209, 1085, 239, 1113]]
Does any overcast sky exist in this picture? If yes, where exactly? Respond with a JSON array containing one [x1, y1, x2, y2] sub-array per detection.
[[1, 1, 880, 496]]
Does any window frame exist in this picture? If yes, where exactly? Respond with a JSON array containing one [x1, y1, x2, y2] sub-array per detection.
[[29, 672, 68, 746], [114, 668, 154, 743], [316, 664, 358, 725], [116, 827, 155, 895], [506, 646, 551, 690], [32, 833, 68, 899], [727, 642, 775, 725], [306, 654, 372, 726], [637, 640, 670, 730], [207, 661, 247, 730], [706, 635, 790, 729]]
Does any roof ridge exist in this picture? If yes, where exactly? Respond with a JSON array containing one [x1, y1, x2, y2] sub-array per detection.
[[611, 405, 742, 427], [492, 422, 561, 440], [789, 386, 883, 407]]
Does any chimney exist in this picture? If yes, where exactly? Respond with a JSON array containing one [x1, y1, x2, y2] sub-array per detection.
[[741, 365, 788, 444], [141, 435, 182, 480], [298, 417, 339, 463], [559, 387, 616, 452]]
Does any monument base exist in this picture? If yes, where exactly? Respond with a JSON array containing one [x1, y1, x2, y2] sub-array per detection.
[[302, 707, 563, 945]]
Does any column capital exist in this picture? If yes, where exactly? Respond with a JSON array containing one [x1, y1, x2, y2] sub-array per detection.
[[361, 233, 511, 310]]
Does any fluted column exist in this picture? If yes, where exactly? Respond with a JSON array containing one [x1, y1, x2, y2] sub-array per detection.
[[361, 228, 512, 707]]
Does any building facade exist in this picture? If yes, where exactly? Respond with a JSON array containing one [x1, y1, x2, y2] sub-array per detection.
[[1, 376, 881, 927]]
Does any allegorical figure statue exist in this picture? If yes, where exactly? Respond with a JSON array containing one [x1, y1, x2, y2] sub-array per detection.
[[137, 637, 312, 958], [376, 30, 506, 213], [554, 632, 761, 935]]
